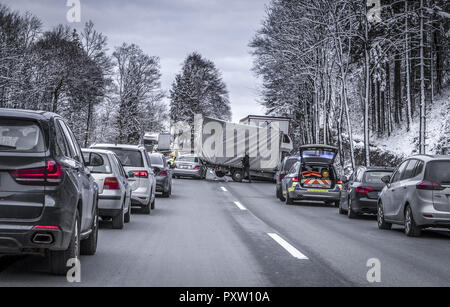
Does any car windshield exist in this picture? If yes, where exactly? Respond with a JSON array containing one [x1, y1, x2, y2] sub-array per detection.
[[150, 155, 164, 166], [363, 171, 393, 184], [177, 156, 197, 163], [100, 148, 143, 167], [425, 161, 450, 185], [0, 119, 45, 152]]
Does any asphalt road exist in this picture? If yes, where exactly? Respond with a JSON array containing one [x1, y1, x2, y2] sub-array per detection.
[[1, 174, 450, 286]]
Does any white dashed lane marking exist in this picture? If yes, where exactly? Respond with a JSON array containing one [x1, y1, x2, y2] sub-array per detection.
[[267, 233, 309, 260], [233, 201, 247, 211]]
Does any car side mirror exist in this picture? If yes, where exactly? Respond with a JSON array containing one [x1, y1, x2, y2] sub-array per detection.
[[127, 171, 135, 179], [381, 175, 391, 185]]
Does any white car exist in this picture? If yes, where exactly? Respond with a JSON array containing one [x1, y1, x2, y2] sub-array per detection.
[[82, 149, 132, 229], [90, 144, 156, 214]]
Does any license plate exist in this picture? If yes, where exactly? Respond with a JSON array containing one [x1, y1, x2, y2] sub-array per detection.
[[307, 189, 328, 193]]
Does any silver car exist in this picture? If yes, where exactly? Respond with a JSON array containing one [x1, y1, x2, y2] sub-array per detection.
[[172, 155, 207, 179], [378, 155, 450, 237], [90, 144, 156, 215], [82, 149, 132, 229]]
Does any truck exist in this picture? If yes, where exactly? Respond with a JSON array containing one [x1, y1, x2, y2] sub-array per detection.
[[143, 132, 171, 155], [157, 133, 171, 154], [194, 115, 293, 182]]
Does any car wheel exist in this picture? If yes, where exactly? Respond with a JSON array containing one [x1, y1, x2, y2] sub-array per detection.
[[405, 206, 422, 237], [124, 202, 131, 223], [285, 186, 294, 205], [277, 186, 286, 202], [81, 204, 99, 255], [347, 198, 357, 219], [338, 201, 345, 215], [151, 192, 155, 210], [377, 202, 392, 230], [49, 210, 80, 276], [112, 207, 124, 229]]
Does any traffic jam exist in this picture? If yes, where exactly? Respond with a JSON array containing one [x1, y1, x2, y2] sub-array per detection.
[[0, 109, 449, 285], [1, 0, 450, 294]]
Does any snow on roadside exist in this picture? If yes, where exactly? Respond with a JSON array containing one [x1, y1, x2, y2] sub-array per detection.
[[370, 87, 450, 157]]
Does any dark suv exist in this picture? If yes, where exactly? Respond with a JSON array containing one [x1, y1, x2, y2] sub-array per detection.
[[0, 109, 99, 275], [340, 166, 394, 218]]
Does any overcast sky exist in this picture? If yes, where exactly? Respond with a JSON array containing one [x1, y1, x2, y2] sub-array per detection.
[[2, 0, 270, 122]]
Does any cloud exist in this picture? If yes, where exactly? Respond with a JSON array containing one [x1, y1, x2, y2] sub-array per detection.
[[2, 0, 269, 122]]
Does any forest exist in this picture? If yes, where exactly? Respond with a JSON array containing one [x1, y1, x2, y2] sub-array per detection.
[[250, 0, 449, 170], [0, 4, 231, 148]]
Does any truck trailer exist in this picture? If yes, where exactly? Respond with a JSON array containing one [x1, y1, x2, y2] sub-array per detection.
[[194, 115, 292, 182]]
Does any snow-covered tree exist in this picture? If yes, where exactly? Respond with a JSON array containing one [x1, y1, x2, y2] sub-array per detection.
[[170, 52, 231, 124]]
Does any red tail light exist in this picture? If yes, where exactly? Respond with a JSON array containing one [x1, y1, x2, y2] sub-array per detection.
[[416, 181, 444, 190], [104, 177, 120, 190], [159, 170, 168, 176], [10, 161, 63, 185], [131, 171, 149, 178], [33, 225, 60, 230], [292, 176, 299, 182], [356, 187, 374, 193], [337, 180, 343, 184], [193, 167, 200, 170]]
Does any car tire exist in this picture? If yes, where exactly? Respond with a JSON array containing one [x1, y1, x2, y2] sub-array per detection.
[[112, 208, 124, 229], [49, 210, 80, 276], [347, 198, 357, 219], [285, 186, 294, 205], [277, 186, 286, 202], [151, 193, 155, 210], [338, 201, 346, 215], [124, 203, 131, 223], [142, 201, 151, 215], [405, 206, 422, 237], [162, 190, 170, 198], [80, 204, 98, 256], [377, 202, 392, 230]]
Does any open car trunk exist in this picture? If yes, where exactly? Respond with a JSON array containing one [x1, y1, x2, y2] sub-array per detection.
[[299, 163, 336, 189]]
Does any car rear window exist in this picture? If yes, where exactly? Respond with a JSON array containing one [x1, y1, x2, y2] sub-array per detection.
[[83, 152, 112, 174], [177, 156, 198, 163], [101, 148, 143, 167], [150, 155, 164, 166], [364, 171, 393, 184], [0, 119, 45, 152], [283, 158, 298, 172], [425, 161, 450, 185]]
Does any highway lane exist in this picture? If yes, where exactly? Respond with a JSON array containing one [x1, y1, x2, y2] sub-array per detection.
[[0, 176, 449, 286], [223, 180, 450, 287], [0, 176, 341, 286]]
